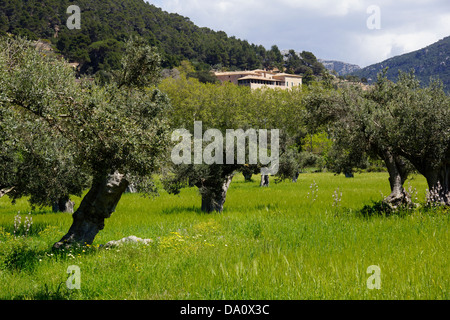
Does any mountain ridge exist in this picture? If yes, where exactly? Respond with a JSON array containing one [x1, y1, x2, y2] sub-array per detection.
[[318, 59, 361, 76], [351, 36, 450, 91]]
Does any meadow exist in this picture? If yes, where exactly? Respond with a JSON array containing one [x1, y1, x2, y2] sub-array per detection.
[[0, 172, 448, 300]]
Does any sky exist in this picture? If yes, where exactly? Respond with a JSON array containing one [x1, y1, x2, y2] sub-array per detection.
[[147, 0, 450, 67]]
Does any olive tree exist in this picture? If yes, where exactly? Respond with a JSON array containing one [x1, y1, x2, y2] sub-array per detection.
[[371, 71, 450, 205], [160, 76, 252, 212], [0, 105, 89, 211], [305, 70, 450, 208], [304, 81, 414, 209], [0, 107, 17, 198], [0, 36, 171, 247], [0, 38, 90, 211], [159, 74, 301, 212]]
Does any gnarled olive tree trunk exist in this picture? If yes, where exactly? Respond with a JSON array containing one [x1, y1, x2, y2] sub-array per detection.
[[199, 174, 234, 213], [52, 196, 75, 213], [421, 162, 450, 205], [53, 172, 129, 249], [260, 175, 269, 187], [382, 150, 410, 209]]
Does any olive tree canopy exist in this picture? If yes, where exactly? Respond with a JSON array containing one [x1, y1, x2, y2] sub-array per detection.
[[0, 36, 172, 247], [304, 70, 450, 208]]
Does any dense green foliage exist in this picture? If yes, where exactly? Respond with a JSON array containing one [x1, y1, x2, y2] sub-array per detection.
[[305, 71, 450, 207], [0, 36, 171, 207], [0, 0, 289, 75], [284, 50, 326, 80], [159, 68, 311, 210], [352, 36, 450, 92]]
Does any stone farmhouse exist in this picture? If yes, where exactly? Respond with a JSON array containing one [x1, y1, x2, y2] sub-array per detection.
[[214, 69, 302, 90]]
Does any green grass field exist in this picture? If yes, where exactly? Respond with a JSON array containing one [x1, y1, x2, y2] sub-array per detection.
[[0, 172, 448, 300]]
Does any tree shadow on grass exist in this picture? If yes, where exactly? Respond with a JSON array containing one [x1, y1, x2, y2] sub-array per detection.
[[12, 282, 80, 300], [0, 236, 100, 274], [341, 201, 448, 219], [30, 283, 74, 300], [0, 240, 43, 273], [355, 201, 413, 218]]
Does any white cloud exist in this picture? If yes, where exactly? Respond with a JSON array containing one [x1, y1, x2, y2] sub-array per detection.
[[348, 7, 450, 66], [351, 32, 436, 66], [148, 0, 450, 67], [277, 0, 366, 16]]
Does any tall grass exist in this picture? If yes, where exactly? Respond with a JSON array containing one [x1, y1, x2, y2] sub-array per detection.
[[0, 173, 448, 300]]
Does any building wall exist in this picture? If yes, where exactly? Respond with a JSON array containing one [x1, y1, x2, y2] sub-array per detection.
[[215, 72, 255, 85], [247, 82, 299, 90], [282, 76, 303, 88], [249, 83, 278, 90], [215, 71, 302, 90]]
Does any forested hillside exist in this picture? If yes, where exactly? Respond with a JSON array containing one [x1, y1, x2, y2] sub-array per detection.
[[352, 36, 450, 91], [0, 0, 287, 75]]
